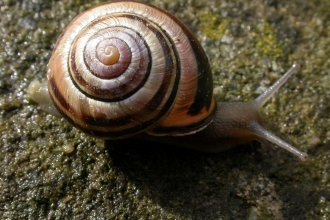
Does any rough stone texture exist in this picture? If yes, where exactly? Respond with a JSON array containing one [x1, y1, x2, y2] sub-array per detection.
[[0, 0, 329, 219]]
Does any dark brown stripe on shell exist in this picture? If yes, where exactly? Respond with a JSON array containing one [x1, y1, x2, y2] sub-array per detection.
[[50, 74, 145, 136], [50, 75, 131, 132], [49, 77, 71, 113], [149, 98, 217, 135], [135, 16, 177, 113], [146, 3, 214, 116]]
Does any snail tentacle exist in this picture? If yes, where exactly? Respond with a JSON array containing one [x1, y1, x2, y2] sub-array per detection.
[[252, 63, 301, 109], [250, 122, 308, 161], [248, 63, 308, 161]]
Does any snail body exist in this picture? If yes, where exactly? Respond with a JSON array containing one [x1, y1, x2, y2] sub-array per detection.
[[35, 1, 308, 161]]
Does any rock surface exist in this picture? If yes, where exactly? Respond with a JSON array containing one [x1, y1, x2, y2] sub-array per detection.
[[0, 0, 329, 219]]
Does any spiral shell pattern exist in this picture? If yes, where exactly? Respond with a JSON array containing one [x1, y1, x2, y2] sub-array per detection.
[[47, 1, 216, 139]]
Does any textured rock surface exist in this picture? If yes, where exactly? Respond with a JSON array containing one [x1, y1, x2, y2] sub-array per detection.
[[0, 0, 329, 219]]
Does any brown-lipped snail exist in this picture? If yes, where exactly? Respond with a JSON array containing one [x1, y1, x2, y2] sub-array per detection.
[[29, 0, 308, 162]]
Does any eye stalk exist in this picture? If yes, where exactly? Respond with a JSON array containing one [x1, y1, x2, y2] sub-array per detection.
[[250, 63, 308, 162]]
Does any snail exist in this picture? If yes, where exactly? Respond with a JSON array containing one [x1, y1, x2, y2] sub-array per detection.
[[29, 0, 308, 162]]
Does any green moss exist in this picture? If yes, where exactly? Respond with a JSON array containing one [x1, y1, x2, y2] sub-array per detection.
[[199, 11, 285, 60], [198, 11, 232, 40], [254, 22, 285, 60]]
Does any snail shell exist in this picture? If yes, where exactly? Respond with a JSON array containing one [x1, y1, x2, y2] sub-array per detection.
[[44, 1, 308, 161], [48, 1, 215, 139]]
